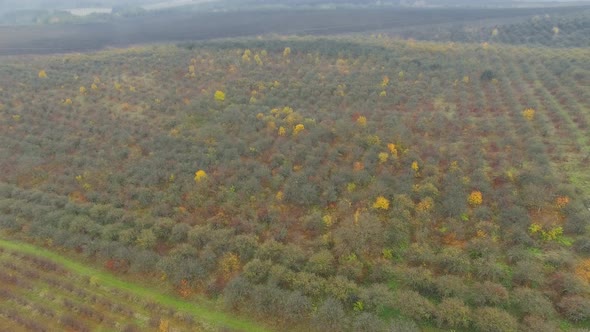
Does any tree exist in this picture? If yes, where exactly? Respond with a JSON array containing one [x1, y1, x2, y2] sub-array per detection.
[[194, 170, 207, 183], [435, 297, 470, 329], [38, 70, 47, 78], [558, 295, 590, 322], [293, 124, 305, 135], [522, 108, 535, 121], [214, 90, 225, 102], [468, 191, 483, 206], [306, 249, 335, 277], [373, 196, 390, 210], [480, 70, 495, 81], [136, 229, 157, 249], [472, 307, 517, 332], [312, 297, 346, 332]]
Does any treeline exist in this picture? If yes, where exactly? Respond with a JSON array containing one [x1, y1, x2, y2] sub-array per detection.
[[397, 10, 590, 48]]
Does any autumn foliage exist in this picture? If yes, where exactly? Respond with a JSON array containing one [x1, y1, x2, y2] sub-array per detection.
[[468, 191, 483, 206]]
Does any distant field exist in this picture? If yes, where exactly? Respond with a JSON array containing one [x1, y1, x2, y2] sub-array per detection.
[[0, 6, 588, 55]]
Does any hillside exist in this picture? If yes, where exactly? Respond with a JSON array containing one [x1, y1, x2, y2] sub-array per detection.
[[0, 34, 590, 330]]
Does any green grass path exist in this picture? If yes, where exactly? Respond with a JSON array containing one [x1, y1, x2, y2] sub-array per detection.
[[0, 238, 269, 332]]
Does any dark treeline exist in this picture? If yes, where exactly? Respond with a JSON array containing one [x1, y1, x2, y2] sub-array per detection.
[[0, 6, 588, 55]]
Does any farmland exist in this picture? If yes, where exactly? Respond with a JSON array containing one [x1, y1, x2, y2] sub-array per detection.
[[1, 5, 590, 332], [0, 238, 267, 331]]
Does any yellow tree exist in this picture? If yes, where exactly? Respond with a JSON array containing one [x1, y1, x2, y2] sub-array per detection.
[[522, 108, 535, 121], [293, 124, 305, 135], [38, 70, 47, 78], [219, 253, 240, 279], [356, 116, 367, 127], [387, 143, 398, 157], [283, 47, 291, 57], [194, 170, 207, 183], [214, 90, 226, 102], [468, 191, 483, 206], [278, 126, 286, 136], [254, 54, 263, 66], [373, 196, 390, 210], [242, 49, 251, 62]]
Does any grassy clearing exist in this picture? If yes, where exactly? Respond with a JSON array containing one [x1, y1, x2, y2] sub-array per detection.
[[0, 237, 269, 332]]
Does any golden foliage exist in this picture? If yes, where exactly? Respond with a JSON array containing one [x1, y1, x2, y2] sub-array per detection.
[[79, 86, 87, 94], [254, 54, 263, 66], [322, 215, 333, 227], [529, 223, 564, 241], [278, 126, 286, 136], [63, 98, 73, 105], [293, 124, 305, 135], [381, 75, 390, 87], [373, 196, 390, 210], [416, 197, 434, 212], [347, 183, 356, 193], [575, 259, 590, 283], [387, 143, 398, 157], [38, 70, 47, 78], [91, 83, 98, 90], [336, 58, 349, 74], [283, 47, 291, 57], [242, 49, 251, 62], [194, 170, 207, 182], [468, 191, 483, 206], [522, 108, 535, 121], [378, 152, 389, 163], [411, 161, 419, 173], [275, 191, 283, 201], [214, 90, 226, 102], [159, 319, 170, 332], [379, 90, 387, 97], [219, 252, 240, 278], [556, 196, 570, 209]]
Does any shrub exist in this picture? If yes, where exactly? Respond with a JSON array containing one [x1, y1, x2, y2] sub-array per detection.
[[387, 319, 420, 332], [282, 291, 312, 323], [306, 250, 336, 277], [522, 315, 560, 332], [471, 307, 518, 332], [558, 295, 590, 322], [352, 312, 385, 332], [312, 297, 347, 332], [223, 277, 251, 310], [394, 289, 435, 322], [435, 297, 471, 329], [511, 287, 555, 318]]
